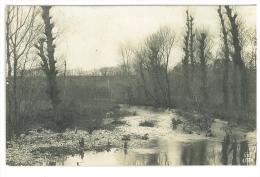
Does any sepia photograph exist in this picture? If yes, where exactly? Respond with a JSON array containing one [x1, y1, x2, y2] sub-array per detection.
[[5, 4, 256, 166]]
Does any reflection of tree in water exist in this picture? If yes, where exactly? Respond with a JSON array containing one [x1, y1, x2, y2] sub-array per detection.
[[240, 139, 249, 165], [127, 152, 170, 166], [221, 135, 253, 165], [181, 141, 208, 165]]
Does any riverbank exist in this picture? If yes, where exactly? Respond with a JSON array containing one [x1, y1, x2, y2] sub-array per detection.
[[6, 105, 256, 166]]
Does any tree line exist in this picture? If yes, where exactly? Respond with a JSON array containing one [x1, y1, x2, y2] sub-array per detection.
[[118, 6, 256, 122], [6, 5, 256, 139]]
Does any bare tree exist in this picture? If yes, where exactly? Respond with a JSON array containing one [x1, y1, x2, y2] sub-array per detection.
[[134, 48, 158, 105], [6, 6, 41, 137], [119, 44, 133, 76], [135, 26, 175, 107], [218, 6, 230, 107], [247, 29, 256, 69], [119, 44, 134, 104]]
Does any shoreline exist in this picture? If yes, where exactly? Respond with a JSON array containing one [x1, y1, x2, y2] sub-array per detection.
[[6, 105, 256, 166]]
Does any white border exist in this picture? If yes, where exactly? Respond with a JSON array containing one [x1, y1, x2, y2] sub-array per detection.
[[0, 1, 259, 177]]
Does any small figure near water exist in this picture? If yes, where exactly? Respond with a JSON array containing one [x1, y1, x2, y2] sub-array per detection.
[[123, 140, 128, 155], [79, 138, 84, 148], [206, 127, 213, 137], [80, 150, 84, 159], [106, 141, 112, 152]]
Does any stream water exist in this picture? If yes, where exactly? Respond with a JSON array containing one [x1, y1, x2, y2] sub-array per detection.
[[43, 106, 256, 166], [47, 137, 256, 166]]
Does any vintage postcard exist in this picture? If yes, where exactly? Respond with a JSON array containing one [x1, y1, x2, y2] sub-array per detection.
[[4, 4, 256, 167]]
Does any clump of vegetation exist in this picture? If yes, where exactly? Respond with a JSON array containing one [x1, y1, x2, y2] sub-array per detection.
[[171, 118, 183, 129], [111, 120, 128, 125], [122, 135, 131, 141], [139, 120, 156, 127], [141, 133, 149, 140]]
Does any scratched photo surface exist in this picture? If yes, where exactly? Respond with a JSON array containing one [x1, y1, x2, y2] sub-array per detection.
[[6, 5, 256, 166]]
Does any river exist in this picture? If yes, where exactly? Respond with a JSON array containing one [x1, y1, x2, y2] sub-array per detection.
[[43, 106, 256, 166]]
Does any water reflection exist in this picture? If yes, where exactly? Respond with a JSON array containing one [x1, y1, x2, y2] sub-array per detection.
[[181, 141, 209, 165], [46, 137, 256, 166]]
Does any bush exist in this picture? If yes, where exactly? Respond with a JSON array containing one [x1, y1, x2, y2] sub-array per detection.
[[171, 118, 183, 129], [139, 120, 156, 127]]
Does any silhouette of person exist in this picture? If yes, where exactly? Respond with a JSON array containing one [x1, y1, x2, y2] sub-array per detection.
[[106, 141, 111, 152], [80, 150, 84, 159], [79, 138, 84, 148], [123, 140, 128, 155]]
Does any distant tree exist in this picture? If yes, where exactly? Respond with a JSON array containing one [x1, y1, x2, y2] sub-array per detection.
[[119, 44, 134, 104], [99, 67, 110, 77]]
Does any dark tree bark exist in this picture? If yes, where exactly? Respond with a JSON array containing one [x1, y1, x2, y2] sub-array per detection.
[[218, 6, 230, 107], [182, 10, 191, 101], [35, 6, 61, 122], [225, 5, 247, 109], [137, 58, 159, 106], [189, 15, 195, 82], [198, 33, 208, 103]]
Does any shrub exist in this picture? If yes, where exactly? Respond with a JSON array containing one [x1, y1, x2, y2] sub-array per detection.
[[171, 118, 183, 129], [139, 120, 156, 127]]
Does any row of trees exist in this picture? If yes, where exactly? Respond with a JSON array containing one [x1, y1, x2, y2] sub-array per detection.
[[118, 6, 256, 121], [6, 5, 256, 138], [6, 6, 61, 139]]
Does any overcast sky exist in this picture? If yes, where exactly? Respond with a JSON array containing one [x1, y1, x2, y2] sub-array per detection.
[[51, 6, 256, 70]]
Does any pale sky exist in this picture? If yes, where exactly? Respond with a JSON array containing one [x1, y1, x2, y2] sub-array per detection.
[[51, 6, 256, 70]]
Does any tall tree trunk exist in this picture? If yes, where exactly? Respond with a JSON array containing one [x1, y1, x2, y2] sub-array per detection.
[[13, 50, 18, 135], [182, 10, 191, 102], [218, 6, 230, 108], [36, 6, 61, 126], [189, 16, 195, 83], [6, 8, 13, 139], [225, 6, 247, 109], [165, 69, 172, 107], [198, 33, 208, 103]]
